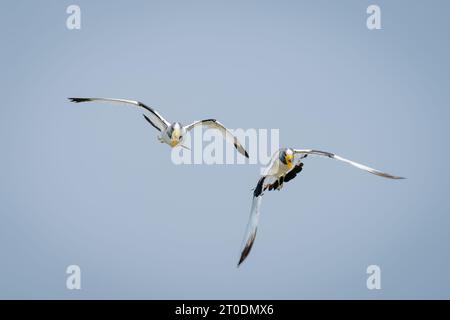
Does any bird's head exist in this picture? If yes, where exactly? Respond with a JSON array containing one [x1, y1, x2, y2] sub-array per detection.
[[168, 122, 184, 147], [280, 148, 294, 169]]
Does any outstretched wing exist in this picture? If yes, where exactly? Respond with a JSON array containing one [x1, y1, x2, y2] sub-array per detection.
[[185, 119, 249, 158], [238, 180, 264, 267], [68, 97, 170, 132], [293, 149, 405, 179]]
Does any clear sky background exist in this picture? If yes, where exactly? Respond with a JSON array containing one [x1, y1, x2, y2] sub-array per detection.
[[0, 0, 449, 299]]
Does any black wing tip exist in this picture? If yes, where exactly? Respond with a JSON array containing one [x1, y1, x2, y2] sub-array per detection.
[[68, 97, 91, 103], [201, 118, 217, 123], [233, 142, 250, 158], [381, 173, 406, 180], [253, 177, 265, 198], [237, 229, 258, 267], [237, 248, 249, 268]]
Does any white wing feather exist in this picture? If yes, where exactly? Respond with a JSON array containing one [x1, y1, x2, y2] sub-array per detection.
[[186, 119, 249, 158], [238, 196, 262, 267], [293, 149, 405, 179], [68, 97, 170, 132]]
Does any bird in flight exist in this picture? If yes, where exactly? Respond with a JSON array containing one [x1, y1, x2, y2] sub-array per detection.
[[238, 148, 405, 266], [68, 97, 249, 158]]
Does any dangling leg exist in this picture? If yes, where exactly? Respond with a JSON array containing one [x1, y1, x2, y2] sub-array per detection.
[[276, 176, 284, 190]]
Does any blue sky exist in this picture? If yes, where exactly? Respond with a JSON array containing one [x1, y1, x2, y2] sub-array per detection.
[[0, 0, 449, 299]]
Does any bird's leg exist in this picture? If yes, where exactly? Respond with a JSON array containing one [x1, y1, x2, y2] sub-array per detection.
[[276, 176, 284, 190]]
